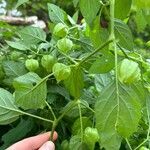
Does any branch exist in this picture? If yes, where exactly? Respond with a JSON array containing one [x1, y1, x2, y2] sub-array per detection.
[[0, 15, 46, 29]]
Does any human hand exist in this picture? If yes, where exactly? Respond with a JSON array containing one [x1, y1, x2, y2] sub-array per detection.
[[6, 131, 58, 150]]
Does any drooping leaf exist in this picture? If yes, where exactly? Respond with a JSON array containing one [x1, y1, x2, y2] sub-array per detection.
[[1, 119, 34, 149], [79, 0, 101, 25], [6, 40, 29, 51], [115, 0, 132, 19], [95, 82, 142, 150], [64, 65, 84, 99], [0, 88, 20, 125], [13, 72, 47, 110], [89, 52, 115, 74], [48, 3, 67, 24], [15, 0, 29, 9], [18, 26, 46, 46], [3, 61, 27, 78], [115, 19, 133, 51]]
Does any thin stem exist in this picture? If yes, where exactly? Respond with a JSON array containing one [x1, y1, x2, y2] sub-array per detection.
[[147, 99, 150, 139], [31, 73, 53, 92], [50, 100, 78, 140], [134, 139, 148, 150], [45, 101, 56, 120], [20, 110, 54, 123], [69, 36, 93, 48], [126, 138, 133, 150], [1, 106, 54, 123], [59, 51, 77, 64], [109, 0, 119, 129], [80, 101, 95, 113], [78, 102, 83, 142], [79, 39, 113, 66]]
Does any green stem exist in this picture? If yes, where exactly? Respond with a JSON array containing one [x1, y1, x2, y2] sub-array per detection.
[[50, 100, 78, 140], [69, 36, 93, 49], [20, 110, 53, 123], [1, 106, 54, 123], [80, 101, 95, 113], [59, 51, 77, 64], [45, 101, 56, 120], [134, 139, 148, 150], [126, 138, 133, 150], [109, 0, 119, 129], [79, 39, 113, 66], [31, 73, 53, 92], [78, 101, 83, 142]]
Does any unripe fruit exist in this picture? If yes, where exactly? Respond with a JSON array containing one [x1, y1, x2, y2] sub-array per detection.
[[139, 146, 149, 150], [57, 38, 73, 53], [118, 59, 141, 84], [84, 127, 99, 143], [61, 140, 69, 150], [41, 55, 56, 73], [53, 23, 68, 38], [10, 51, 22, 61], [52, 63, 71, 82], [25, 59, 39, 72]]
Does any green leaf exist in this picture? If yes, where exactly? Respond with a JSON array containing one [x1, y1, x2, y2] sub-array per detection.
[[13, 72, 47, 110], [6, 40, 29, 51], [89, 52, 115, 74], [64, 65, 84, 99], [115, 0, 132, 19], [15, 0, 29, 9], [3, 61, 27, 78], [94, 73, 113, 92], [1, 119, 34, 149], [95, 82, 142, 150], [48, 3, 67, 24], [135, 10, 150, 32], [89, 17, 109, 49], [0, 88, 20, 125], [18, 26, 46, 46], [69, 135, 88, 150], [115, 19, 133, 51], [133, 0, 150, 9], [79, 0, 101, 25]]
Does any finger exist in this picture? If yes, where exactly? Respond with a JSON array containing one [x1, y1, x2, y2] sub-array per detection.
[[39, 141, 55, 150], [7, 131, 58, 150]]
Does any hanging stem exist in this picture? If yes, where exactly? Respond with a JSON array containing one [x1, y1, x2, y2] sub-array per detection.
[[109, 0, 119, 128]]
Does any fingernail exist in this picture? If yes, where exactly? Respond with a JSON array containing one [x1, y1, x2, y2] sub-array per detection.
[[41, 141, 55, 150]]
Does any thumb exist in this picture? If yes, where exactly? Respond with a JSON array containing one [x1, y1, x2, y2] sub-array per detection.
[[39, 141, 55, 150]]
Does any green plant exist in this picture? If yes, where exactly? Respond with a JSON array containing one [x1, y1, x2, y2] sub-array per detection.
[[1, 0, 150, 150]]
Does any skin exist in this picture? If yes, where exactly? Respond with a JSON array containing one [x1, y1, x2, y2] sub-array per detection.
[[6, 131, 58, 150]]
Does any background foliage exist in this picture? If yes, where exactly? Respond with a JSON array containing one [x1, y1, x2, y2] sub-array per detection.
[[0, 0, 150, 150]]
